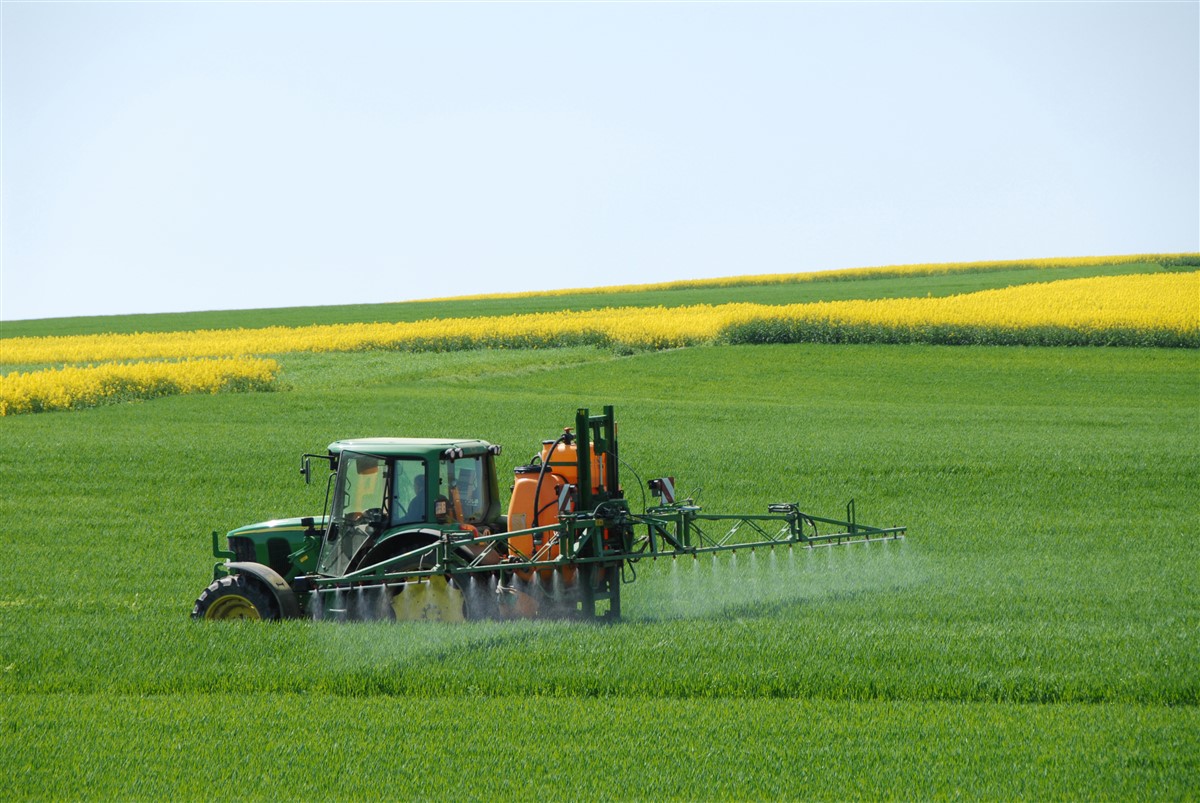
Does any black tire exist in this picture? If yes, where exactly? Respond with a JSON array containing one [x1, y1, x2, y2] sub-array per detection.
[[192, 574, 280, 621]]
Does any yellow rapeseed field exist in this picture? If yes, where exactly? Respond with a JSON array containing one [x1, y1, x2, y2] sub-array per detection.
[[2, 272, 1195, 368], [738, 271, 1200, 345], [0, 357, 280, 416], [1, 272, 1194, 414]]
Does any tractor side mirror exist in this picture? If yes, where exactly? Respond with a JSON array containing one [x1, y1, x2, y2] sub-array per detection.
[[301, 453, 335, 486]]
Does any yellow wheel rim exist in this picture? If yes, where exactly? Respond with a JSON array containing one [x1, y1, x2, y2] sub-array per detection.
[[206, 594, 263, 620], [392, 576, 466, 622]]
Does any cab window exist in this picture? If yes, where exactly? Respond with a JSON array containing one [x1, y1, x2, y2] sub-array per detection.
[[391, 458, 428, 525], [440, 455, 489, 524], [317, 453, 389, 576]]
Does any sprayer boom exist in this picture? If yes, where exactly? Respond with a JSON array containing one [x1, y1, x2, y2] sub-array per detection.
[[634, 499, 906, 557]]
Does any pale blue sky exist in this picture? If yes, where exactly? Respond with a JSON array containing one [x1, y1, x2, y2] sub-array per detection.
[[2, 1, 1197, 322]]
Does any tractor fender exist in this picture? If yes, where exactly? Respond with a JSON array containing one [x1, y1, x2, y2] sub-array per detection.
[[354, 527, 500, 573], [226, 561, 302, 619]]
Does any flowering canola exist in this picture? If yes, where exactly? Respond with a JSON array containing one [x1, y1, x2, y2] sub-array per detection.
[[0, 357, 280, 416], [727, 271, 1199, 347], [2, 272, 1195, 368]]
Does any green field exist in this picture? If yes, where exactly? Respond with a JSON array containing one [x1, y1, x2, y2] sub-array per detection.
[[1, 263, 1198, 799]]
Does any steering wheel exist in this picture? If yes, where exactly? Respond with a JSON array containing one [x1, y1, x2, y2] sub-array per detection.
[[345, 509, 386, 528]]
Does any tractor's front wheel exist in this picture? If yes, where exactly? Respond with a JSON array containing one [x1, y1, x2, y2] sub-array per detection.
[[192, 574, 279, 621]]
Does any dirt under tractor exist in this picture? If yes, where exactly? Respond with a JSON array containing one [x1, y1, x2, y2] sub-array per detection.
[[193, 406, 905, 622]]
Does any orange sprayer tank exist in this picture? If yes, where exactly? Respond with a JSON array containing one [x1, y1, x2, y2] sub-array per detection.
[[506, 439, 606, 583], [507, 466, 564, 559], [538, 439, 607, 492], [507, 466, 581, 585]]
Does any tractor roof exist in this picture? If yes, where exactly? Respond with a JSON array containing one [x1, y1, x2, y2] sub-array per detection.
[[328, 437, 495, 458]]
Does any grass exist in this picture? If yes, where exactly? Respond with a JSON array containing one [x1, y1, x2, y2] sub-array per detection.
[[1, 340, 1197, 798], [2, 695, 1192, 799]]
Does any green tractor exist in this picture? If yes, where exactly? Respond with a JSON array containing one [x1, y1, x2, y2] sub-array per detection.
[[193, 406, 904, 622]]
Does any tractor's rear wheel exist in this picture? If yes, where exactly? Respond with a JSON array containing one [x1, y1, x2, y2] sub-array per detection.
[[192, 574, 279, 621]]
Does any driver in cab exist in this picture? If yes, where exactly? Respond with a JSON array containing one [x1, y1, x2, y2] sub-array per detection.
[[399, 474, 426, 524]]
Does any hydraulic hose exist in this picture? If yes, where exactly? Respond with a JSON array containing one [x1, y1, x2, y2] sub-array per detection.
[[611, 451, 646, 512], [532, 431, 571, 528]]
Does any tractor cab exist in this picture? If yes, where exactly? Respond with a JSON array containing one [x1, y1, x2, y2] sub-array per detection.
[[313, 438, 503, 578]]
